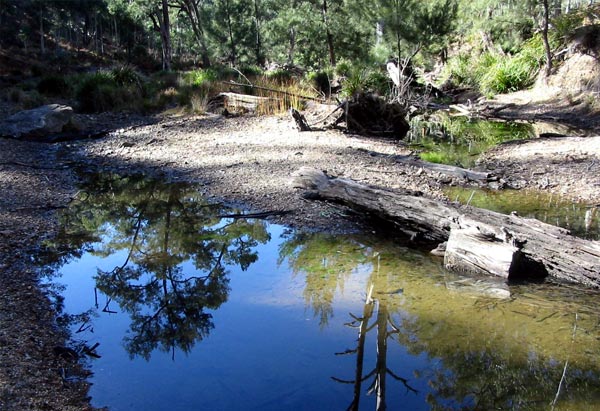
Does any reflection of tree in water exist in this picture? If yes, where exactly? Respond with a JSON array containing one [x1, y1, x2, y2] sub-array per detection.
[[281, 232, 600, 410], [279, 233, 368, 327], [335, 284, 417, 411], [48, 173, 270, 359], [281, 233, 418, 409]]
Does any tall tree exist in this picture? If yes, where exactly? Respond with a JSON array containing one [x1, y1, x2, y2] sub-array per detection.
[[321, 0, 336, 66], [253, 0, 266, 65], [173, 0, 211, 67], [542, 0, 553, 78]]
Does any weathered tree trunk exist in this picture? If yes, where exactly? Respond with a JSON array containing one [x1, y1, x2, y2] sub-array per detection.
[[292, 168, 600, 288], [321, 0, 336, 66], [224, 0, 237, 65], [161, 0, 172, 71], [39, 6, 45, 55], [391, 154, 490, 184], [253, 0, 265, 66], [542, 0, 553, 79], [208, 92, 276, 113]]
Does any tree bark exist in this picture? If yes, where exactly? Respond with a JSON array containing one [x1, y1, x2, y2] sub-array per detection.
[[161, 0, 172, 71], [321, 0, 336, 66], [292, 168, 600, 288], [542, 0, 553, 79], [39, 6, 45, 55], [177, 0, 211, 67], [253, 0, 265, 66], [224, 0, 237, 65]]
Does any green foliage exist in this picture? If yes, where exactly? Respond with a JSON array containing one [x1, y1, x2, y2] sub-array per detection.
[[340, 64, 391, 98], [111, 65, 142, 87], [183, 69, 219, 88], [333, 59, 352, 78], [408, 113, 535, 167], [480, 35, 545, 95], [264, 68, 293, 84], [307, 70, 332, 96], [5, 87, 44, 109], [442, 34, 548, 96], [37, 75, 70, 97], [76, 71, 144, 113]]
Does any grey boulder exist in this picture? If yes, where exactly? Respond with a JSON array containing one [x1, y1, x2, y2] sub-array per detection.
[[0, 104, 74, 140]]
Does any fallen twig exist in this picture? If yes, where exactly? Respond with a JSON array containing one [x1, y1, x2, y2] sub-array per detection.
[[217, 210, 292, 219]]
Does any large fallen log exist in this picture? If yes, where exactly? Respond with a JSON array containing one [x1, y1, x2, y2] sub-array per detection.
[[208, 92, 277, 113], [292, 167, 600, 288], [395, 155, 490, 183]]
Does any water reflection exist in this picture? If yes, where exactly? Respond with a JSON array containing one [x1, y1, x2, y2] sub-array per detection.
[[282, 232, 600, 410], [444, 186, 600, 240], [41, 174, 600, 410], [408, 113, 535, 167], [45, 173, 270, 359]]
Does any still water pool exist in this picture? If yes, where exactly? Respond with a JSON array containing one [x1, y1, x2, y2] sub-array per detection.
[[42, 174, 600, 410]]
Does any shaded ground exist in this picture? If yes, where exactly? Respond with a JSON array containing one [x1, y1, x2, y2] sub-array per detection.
[[1, 96, 599, 409], [0, 139, 93, 411]]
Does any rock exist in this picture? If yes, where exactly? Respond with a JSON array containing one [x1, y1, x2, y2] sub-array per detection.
[[0, 104, 74, 140]]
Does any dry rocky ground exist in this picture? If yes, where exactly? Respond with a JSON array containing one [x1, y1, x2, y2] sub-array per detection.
[[1, 101, 600, 409]]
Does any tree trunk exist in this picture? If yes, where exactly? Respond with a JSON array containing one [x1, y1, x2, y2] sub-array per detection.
[[322, 0, 336, 66], [253, 0, 265, 66], [292, 168, 600, 288], [161, 0, 172, 71], [179, 0, 211, 67], [542, 0, 553, 79], [288, 27, 296, 64], [224, 0, 237, 65], [39, 6, 45, 55]]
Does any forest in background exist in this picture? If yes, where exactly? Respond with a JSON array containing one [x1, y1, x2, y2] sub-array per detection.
[[1, 0, 600, 114]]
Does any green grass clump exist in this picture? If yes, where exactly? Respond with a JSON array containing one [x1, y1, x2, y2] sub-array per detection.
[[183, 69, 219, 88], [443, 34, 547, 96], [6, 87, 44, 109], [111, 65, 143, 87], [264, 69, 293, 85], [37, 75, 70, 97], [340, 65, 391, 98], [307, 70, 332, 96], [76, 71, 143, 113]]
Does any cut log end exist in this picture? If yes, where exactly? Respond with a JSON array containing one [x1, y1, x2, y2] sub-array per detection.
[[291, 167, 330, 191]]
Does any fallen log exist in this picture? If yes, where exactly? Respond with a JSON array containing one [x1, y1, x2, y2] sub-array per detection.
[[396, 155, 490, 183], [292, 167, 600, 288], [354, 148, 491, 184], [208, 92, 277, 113]]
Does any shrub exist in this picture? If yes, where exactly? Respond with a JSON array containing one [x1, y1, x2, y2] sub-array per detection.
[[334, 59, 352, 78], [111, 65, 142, 87], [340, 65, 390, 98], [307, 70, 332, 96], [37, 75, 70, 97], [264, 69, 293, 84], [183, 69, 218, 88], [442, 34, 546, 96], [479, 36, 545, 95], [240, 65, 263, 77], [6, 87, 44, 109], [76, 72, 143, 113]]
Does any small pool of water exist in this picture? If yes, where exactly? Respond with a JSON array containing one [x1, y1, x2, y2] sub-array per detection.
[[40, 174, 600, 410], [445, 186, 600, 240], [407, 113, 536, 168]]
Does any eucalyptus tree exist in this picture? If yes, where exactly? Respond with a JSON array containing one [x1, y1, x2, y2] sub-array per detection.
[[107, 0, 173, 70], [170, 0, 212, 66], [345, 0, 457, 64]]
